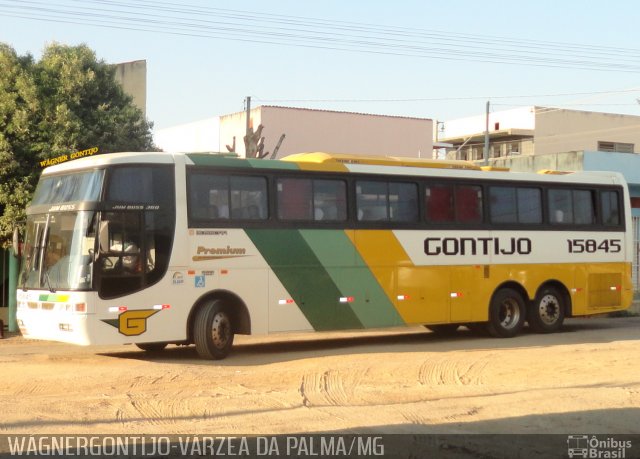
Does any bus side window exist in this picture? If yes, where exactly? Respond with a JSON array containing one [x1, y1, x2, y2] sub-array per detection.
[[425, 185, 454, 222], [601, 190, 620, 226], [389, 182, 418, 222], [229, 176, 268, 220], [313, 179, 347, 222], [456, 185, 483, 223], [278, 178, 312, 220], [489, 186, 517, 223], [356, 181, 387, 221], [549, 189, 573, 224], [573, 189, 595, 225]]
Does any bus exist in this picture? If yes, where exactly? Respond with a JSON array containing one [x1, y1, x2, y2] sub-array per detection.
[[15, 151, 633, 359]]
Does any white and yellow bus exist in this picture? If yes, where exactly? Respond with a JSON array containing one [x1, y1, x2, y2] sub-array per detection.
[[16, 151, 633, 359]]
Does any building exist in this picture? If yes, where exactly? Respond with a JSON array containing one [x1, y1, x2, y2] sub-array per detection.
[[440, 106, 640, 162], [113, 60, 147, 117], [155, 106, 433, 159]]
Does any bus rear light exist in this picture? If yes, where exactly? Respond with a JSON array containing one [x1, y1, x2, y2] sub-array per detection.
[[610, 286, 621, 291], [75, 303, 86, 312], [450, 292, 463, 298], [108, 306, 128, 313], [153, 304, 171, 310], [397, 294, 411, 301], [339, 296, 354, 303], [278, 299, 295, 305]]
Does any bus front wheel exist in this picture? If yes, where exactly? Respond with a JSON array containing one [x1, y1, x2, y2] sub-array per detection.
[[528, 286, 565, 333], [194, 300, 235, 360], [487, 288, 526, 338]]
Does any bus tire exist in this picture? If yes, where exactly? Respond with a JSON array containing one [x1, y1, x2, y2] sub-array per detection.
[[424, 324, 459, 335], [136, 342, 168, 352], [528, 286, 565, 333], [194, 300, 234, 360], [486, 288, 526, 338]]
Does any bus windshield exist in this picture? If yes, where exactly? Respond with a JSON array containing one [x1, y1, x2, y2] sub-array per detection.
[[19, 211, 97, 291], [32, 169, 103, 205]]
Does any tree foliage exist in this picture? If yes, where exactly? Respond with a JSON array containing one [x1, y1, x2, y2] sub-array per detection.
[[0, 42, 156, 246]]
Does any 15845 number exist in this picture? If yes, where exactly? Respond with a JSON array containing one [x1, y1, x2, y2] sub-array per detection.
[[567, 238, 621, 253]]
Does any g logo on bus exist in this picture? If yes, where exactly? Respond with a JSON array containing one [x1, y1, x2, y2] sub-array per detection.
[[118, 310, 159, 336], [102, 310, 159, 336]]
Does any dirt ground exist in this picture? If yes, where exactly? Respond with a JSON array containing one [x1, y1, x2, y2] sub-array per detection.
[[1, 316, 639, 453]]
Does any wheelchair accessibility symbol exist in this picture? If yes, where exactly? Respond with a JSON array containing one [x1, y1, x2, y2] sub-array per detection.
[[195, 275, 205, 288]]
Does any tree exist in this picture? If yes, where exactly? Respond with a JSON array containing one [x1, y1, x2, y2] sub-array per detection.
[[0, 42, 156, 245], [0, 44, 39, 248]]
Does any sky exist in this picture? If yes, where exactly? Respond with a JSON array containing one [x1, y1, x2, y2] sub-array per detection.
[[1, 0, 640, 137]]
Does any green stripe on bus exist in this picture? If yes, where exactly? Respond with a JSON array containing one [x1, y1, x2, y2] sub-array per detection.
[[246, 229, 363, 331], [186, 154, 253, 168], [186, 154, 299, 170], [299, 230, 403, 328], [245, 159, 299, 170]]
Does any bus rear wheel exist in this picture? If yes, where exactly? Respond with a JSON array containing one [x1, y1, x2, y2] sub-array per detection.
[[194, 300, 235, 360], [528, 286, 565, 333], [487, 288, 526, 338]]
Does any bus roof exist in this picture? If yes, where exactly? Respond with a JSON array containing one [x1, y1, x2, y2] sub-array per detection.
[[39, 151, 627, 187], [281, 152, 482, 170]]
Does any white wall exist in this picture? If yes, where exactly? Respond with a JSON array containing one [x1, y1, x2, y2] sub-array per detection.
[[154, 117, 221, 153], [443, 106, 536, 138], [218, 109, 263, 157]]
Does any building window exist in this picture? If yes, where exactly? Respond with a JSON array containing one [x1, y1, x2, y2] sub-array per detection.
[[472, 145, 484, 161], [598, 141, 634, 153]]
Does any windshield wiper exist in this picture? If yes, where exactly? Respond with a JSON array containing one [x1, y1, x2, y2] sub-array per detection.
[[21, 255, 33, 291], [43, 269, 56, 293]]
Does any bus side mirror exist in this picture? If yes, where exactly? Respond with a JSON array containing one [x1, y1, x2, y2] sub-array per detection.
[[12, 227, 21, 258], [98, 221, 110, 254]]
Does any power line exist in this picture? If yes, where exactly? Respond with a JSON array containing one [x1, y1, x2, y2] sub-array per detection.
[[255, 88, 640, 104], [1, 0, 640, 72]]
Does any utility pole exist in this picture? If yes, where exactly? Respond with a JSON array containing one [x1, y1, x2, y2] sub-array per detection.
[[245, 96, 251, 151], [483, 101, 490, 166]]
